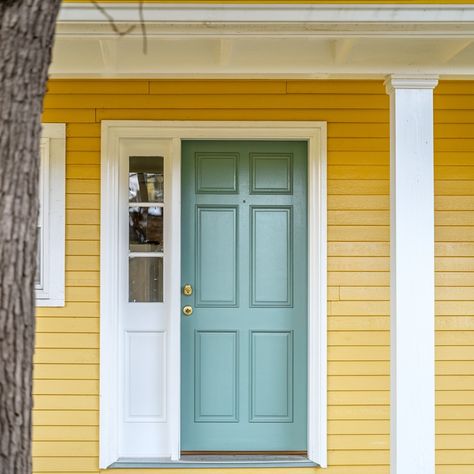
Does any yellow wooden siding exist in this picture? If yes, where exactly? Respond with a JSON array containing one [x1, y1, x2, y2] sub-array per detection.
[[434, 83, 474, 474], [34, 79, 473, 474]]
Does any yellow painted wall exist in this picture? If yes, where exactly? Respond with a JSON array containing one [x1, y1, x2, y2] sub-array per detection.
[[35, 79, 474, 474]]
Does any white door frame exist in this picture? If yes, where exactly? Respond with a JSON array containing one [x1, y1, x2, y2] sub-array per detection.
[[100, 121, 327, 468]]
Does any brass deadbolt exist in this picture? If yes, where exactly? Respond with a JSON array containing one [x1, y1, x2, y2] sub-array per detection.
[[183, 284, 193, 296]]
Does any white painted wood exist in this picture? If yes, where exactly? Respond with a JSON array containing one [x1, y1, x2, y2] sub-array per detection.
[[59, 3, 474, 24], [36, 137, 49, 296], [55, 21, 474, 39], [333, 39, 356, 65], [307, 124, 328, 468], [100, 121, 327, 468], [36, 124, 65, 307], [52, 4, 474, 79], [125, 331, 166, 421], [218, 39, 233, 66], [129, 252, 164, 258], [99, 39, 118, 73], [385, 75, 437, 474], [168, 137, 182, 461], [100, 124, 121, 468], [439, 39, 474, 63], [129, 202, 164, 208], [118, 139, 171, 459], [50, 31, 474, 79]]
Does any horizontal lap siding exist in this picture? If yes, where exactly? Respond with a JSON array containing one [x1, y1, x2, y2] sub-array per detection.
[[434, 82, 474, 474], [324, 81, 390, 473], [37, 79, 101, 474], [35, 79, 473, 474]]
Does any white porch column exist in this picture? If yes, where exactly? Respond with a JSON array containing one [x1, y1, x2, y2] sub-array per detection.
[[385, 75, 438, 474]]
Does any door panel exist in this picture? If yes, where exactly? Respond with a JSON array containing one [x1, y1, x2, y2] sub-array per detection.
[[181, 140, 307, 452], [196, 206, 238, 306], [126, 331, 166, 420], [250, 331, 293, 423], [251, 206, 292, 306], [195, 331, 239, 422]]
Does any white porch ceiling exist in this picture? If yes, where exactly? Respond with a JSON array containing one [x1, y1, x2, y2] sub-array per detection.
[[52, 3, 474, 78]]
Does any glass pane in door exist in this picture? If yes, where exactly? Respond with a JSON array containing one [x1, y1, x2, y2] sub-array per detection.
[[129, 206, 164, 253], [129, 256, 164, 303], [128, 156, 165, 303], [129, 156, 164, 203]]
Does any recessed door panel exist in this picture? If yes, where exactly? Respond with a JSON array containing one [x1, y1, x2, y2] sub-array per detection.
[[195, 331, 238, 422], [126, 331, 166, 420], [250, 331, 293, 423], [196, 153, 239, 194], [196, 207, 238, 307], [182, 140, 307, 452], [250, 153, 293, 194], [251, 207, 293, 307]]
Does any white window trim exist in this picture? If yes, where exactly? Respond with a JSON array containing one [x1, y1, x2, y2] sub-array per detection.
[[100, 121, 327, 468], [36, 123, 66, 307]]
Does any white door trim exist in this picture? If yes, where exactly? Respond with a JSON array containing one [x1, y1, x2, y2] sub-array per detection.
[[100, 120, 327, 468]]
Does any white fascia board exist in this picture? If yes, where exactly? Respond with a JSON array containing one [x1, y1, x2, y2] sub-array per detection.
[[54, 22, 474, 40], [59, 3, 474, 24]]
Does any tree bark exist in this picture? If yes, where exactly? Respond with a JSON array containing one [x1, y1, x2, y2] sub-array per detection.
[[0, 1, 60, 473]]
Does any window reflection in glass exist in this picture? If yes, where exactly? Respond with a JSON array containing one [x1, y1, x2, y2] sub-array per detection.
[[129, 156, 164, 203], [128, 156, 165, 303], [129, 207, 163, 253], [129, 257, 163, 302]]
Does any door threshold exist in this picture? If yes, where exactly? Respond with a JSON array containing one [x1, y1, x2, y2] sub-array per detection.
[[181, 454, 309, 462], [111, 455, 318, 469]]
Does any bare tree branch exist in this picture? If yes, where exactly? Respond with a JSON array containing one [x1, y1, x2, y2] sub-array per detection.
[[91, 1, 148, 54], [138, 1, 147, 55], [91, 0, 136, 37]]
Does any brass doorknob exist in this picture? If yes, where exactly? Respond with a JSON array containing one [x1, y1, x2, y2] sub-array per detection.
[[183, 305, 193, 316]]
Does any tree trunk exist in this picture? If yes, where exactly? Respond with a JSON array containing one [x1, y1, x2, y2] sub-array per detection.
[[0, 1, 60, 473]]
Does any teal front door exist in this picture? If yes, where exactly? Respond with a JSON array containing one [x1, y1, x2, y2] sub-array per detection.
[[181, 140, 307, 452]]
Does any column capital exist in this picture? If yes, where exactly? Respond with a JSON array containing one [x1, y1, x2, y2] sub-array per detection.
[[388, 71, 435, 474], [384, 74, 439, 94]]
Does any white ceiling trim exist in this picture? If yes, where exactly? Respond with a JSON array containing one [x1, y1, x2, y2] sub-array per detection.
[[59, 3, 474, 24], [52, 3, 474, 79], [55, 23, 474, 40]]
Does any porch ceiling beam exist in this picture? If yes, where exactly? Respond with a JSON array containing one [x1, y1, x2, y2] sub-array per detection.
[[218, 39, 233, 67], [332, 39, 356, 65], [99, 39, 118, 73], [49, 33, 474, 79], [385, 75, 437, 474], [439, 39, 474, 63]]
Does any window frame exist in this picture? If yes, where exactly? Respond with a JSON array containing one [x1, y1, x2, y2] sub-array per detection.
[[36, 123, 66, 307]]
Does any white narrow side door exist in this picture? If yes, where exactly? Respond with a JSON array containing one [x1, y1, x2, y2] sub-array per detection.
[[118, 138, 172, 458]]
